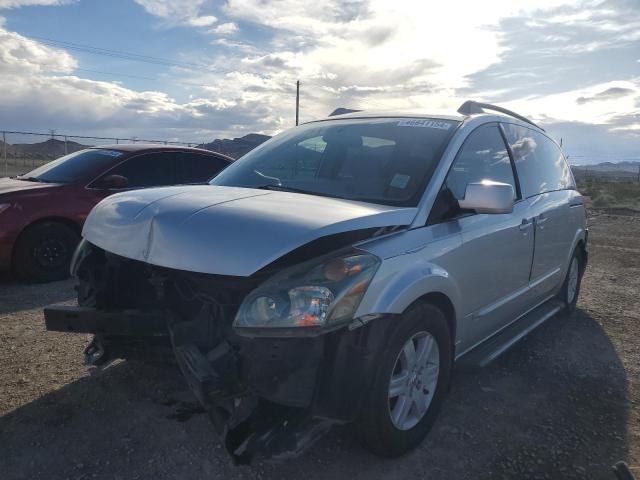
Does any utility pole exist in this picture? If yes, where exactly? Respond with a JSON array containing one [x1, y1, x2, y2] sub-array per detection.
[[2, 131, 7, 178], [295, 80, 300, 126]]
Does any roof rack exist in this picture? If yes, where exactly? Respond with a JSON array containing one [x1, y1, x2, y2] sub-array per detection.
[[457, 100, 544, 131]]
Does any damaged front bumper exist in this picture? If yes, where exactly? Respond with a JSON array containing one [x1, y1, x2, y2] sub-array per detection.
[[44, 300, 387, 464]]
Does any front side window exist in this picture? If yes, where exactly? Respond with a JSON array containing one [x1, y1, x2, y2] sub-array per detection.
[[502, 124, 574, 197], [429, 124, 516, 223], [445, 124, 516, 200], [211, 118, 459, 207], [98, 152, 178, 188]]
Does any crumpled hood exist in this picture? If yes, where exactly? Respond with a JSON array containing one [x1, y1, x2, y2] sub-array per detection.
[[0, 177, 62, 197], [83, 185, 417, 276]]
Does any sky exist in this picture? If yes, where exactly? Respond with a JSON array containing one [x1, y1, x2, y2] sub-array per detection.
[[0, 0, 638, 164]]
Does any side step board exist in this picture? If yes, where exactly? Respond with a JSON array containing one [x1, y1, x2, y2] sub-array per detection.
[[456, 300, 564, 371]]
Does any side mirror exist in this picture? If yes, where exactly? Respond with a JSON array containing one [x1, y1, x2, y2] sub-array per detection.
[[98, 174, 128, 190], [458, 181, 514, 214]]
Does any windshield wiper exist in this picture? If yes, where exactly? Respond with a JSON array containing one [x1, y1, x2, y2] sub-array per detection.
[[254, 184, 311, 194], [253, 184, 346, 200]]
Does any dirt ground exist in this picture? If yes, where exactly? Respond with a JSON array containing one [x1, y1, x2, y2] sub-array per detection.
[[0, 212, 638, 480]]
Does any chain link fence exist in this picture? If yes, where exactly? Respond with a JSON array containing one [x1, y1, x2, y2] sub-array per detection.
[[1, 130, 199, 178]]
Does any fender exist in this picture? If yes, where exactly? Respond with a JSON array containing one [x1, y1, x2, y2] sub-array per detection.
[[354, 227, 463, 319], [565, 226, 587, 273], [356, 259, 461, 317]]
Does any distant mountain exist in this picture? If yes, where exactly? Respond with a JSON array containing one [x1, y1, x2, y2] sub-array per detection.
[[572, 161, 640, 173], [572, 161, 640, 180], [571, 161, 640, 175], [1, 134, 271, 161], [9, 138, 92, 160], [198, 133, 271, 159]]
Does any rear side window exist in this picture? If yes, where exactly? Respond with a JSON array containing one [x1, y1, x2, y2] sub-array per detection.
[[502, 124, 574, 197], [103, 152, 178, 188], [445, 124, 517, 200], [179, 153, 229, 184]]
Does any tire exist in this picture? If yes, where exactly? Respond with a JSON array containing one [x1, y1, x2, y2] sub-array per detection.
[[358, 302, 452, 457], [14, 221, 79, 283], [560, 248, 584, 314]]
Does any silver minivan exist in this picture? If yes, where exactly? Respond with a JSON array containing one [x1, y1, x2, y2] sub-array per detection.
[[45, 101, 588, 463]]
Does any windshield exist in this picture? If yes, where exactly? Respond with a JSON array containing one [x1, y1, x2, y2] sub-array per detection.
[[210, 118, 458, 206], [17, 148, 125, 183]]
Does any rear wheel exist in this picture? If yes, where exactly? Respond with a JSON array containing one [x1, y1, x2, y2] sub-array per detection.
[[14, 221, 79, 282], [358, 302, 452, 457], [560, 248, 584, 313]]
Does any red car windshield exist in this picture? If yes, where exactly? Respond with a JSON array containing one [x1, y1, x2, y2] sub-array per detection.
[[17, 149, 124, 184]]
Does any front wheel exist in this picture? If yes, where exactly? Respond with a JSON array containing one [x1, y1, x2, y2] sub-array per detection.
[[14, 221, 79, 283], [358, 302, 452, 457]]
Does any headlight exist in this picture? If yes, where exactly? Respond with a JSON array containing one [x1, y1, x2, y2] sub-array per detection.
[[0, 203, 11, 215], [234, 250, 380, 336]]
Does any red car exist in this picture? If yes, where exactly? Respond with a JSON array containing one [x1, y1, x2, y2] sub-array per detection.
[[0, 144, 232, 282]]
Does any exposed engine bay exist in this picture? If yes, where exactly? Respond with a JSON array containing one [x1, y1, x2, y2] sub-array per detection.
[[45, 240, 397, 464]]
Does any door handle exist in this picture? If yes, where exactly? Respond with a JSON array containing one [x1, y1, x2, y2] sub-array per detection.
[[537, 213, 549, 224], [519, 218, 533, 232]]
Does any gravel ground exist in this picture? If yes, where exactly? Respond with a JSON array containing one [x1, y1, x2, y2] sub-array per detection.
[[0, 212, 638, 480]]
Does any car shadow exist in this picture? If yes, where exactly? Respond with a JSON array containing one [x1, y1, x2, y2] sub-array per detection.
[[0, 308, 629, 480]]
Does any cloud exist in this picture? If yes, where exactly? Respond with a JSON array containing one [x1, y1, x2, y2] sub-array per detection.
[[186, 15, 218, 27], [134, 0, 204, 18], [0, 70, 279, 140], [463, 0, 640, 101], [544, 119, 640, 162], [0, 27, 76, 72], [1, 0, 639, 162], [362, 25, 396, 47], [133, 0, 217, 28], [576, 86, 635, 104], [0, 25, 282, 141], [210, 22, 238, 35], [499, 80, 640, 126], [241, 53, 292, 69], [223, 0, 370, 34], [0, 0, 67, 7]]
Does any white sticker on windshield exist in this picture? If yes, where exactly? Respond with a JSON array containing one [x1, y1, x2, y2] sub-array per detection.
[[97, 150, 124, 157], [397, 119, 452, 130], [390, 173, 410, 189]]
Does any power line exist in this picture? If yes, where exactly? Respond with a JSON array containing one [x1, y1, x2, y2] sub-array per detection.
[[28, 35, 235, 74], [37, 61, 290, 93], [73, 68, 157, 81], [29, 35, 342, 100], [28, 35, 391, 121]]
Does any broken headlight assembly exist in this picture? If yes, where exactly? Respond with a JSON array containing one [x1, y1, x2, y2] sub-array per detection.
[[234, 250, 380, 336]]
